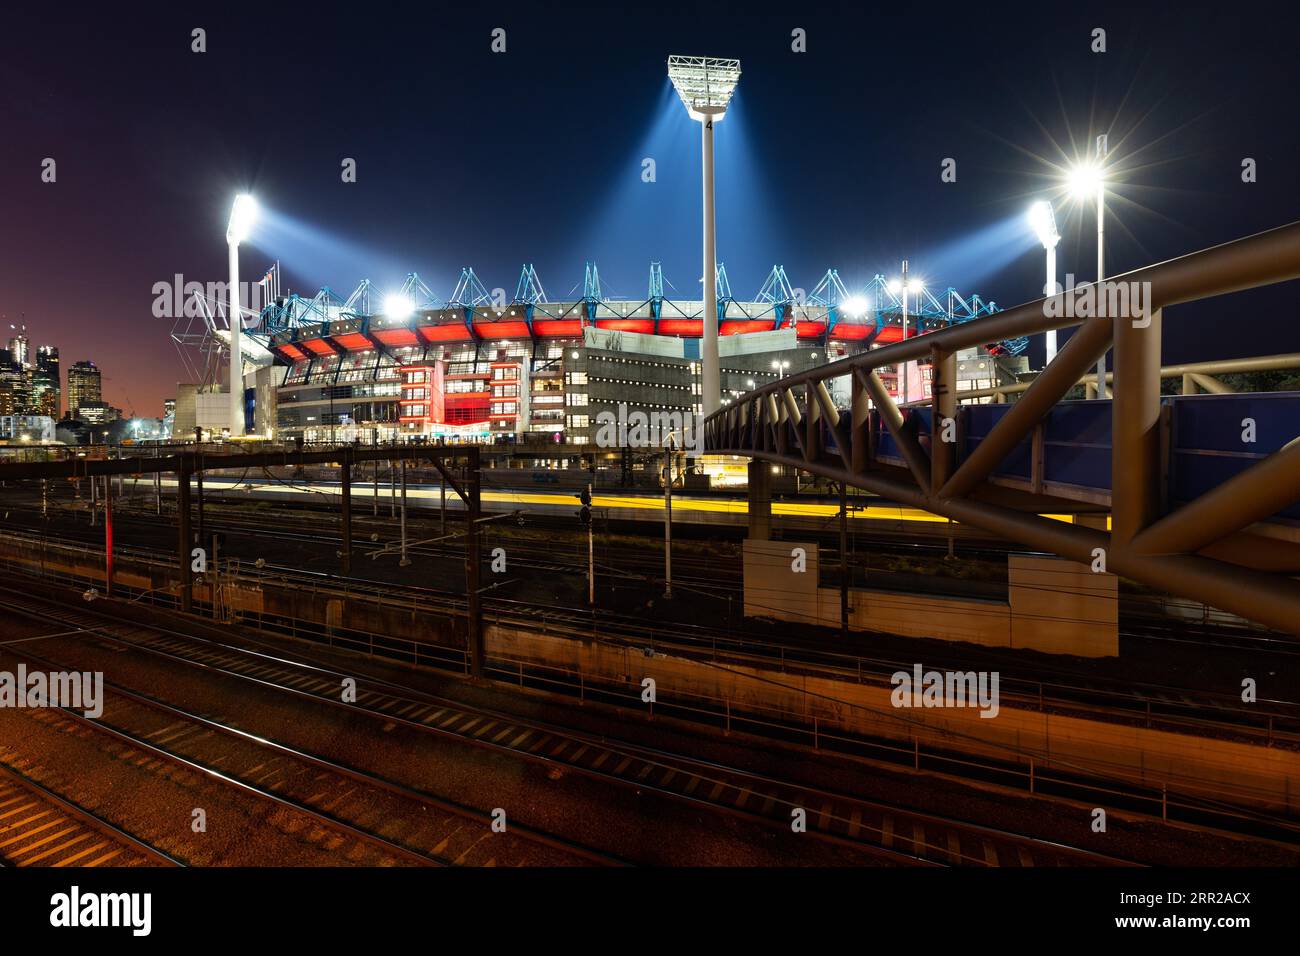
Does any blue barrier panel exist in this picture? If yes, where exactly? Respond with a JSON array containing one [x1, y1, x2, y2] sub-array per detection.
[[1043, 400, 1112, 492], [871, 407, 932, 463], [962, 404, 1032, 481], [1169, 392, 1300, 521]]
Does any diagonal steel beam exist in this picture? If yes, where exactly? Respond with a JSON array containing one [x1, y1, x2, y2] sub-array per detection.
[[940, 312, 1113, 500], [1131, 438, 1300, 556], [781, 388, 805, 459], [857, 367, 930, 490], [814, 380, 852, 470], [765, 391, 782, 452]]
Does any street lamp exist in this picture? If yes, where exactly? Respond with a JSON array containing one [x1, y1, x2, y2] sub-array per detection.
[[668, 54, 742, 419], [1068, 135, 1108, 397], [226, 194, 258, 435], [1028, 200, 1061, 363]]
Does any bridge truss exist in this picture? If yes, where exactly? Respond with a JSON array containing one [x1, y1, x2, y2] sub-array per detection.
[[704, 222, 1300, 634]]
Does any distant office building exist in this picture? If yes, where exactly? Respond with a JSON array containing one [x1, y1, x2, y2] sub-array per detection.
[[67, 360, 102, 419], [29, 345, 60, 418], [76, 400, 118, 425], [0, 361, 24, 416], [0, 414, 55, 443]]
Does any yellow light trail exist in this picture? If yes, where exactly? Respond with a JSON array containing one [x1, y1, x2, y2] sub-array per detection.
[[158, 479, 1078, 526]]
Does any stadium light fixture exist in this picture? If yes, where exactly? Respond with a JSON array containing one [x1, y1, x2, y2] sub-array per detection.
[[226, 193, 259, 245], [384, 294, 415, 321], [668, 55, 742, 121], [1028, 200, 1060, 250], [841, 295, 869, 319], [1029, 200, 1062, 363], [226, 193, 258, 436], [668, 54, 741, 418]]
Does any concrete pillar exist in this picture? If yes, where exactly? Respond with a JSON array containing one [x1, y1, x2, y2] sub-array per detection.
[[747, 458, 772, 540]]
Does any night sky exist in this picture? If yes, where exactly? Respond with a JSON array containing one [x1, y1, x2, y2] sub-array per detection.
[[2, 1, 1298, 416]]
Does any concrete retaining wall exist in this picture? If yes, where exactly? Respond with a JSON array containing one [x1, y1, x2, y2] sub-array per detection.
[[488, 619, 1300, 813], [743, 539, 1117, 657]]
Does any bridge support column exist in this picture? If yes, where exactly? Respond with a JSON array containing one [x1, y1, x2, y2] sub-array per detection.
[[930, 346, 958, 494], [1112, 307, 1163, 547], [850, 369, 871, 472], [747, 459, 772, 541]]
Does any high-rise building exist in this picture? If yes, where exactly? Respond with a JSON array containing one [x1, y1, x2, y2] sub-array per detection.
[[0, 361, 23, 416], [30, 345, 60, 418], [7, 330, 29, 367], [67, 360, 102, 420]]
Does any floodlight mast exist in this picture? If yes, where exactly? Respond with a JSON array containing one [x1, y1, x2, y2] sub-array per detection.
[[898, 261, 913, 404], [1094, 134, 1107, 397], [1067, 136, 1108, 396], [1029, 201, 1061, 362], [225, 194, 258, 436], [668, 55, 741, 419]]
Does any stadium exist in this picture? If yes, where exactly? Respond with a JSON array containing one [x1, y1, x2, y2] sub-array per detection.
[[188, 260, 1030, 450]]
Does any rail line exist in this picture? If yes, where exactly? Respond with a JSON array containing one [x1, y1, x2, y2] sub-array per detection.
[[0, 592, 1139, 867], [0, 762, 183, 867], [0, 636, 615, 867], [0, 514, 1296, 746]]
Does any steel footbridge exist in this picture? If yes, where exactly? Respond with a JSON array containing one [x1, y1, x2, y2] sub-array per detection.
[[703, 221, 1300, 634]]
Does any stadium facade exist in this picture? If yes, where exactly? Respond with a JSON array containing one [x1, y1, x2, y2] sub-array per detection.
[[222, 263, 1029, 446]]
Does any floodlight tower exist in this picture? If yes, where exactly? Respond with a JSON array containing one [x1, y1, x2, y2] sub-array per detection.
[[1028, 201, 1061, 363], [226, 194, 258, 435], [668, 54, 742, 418], [1068, 134, 1108, 397], [887, 261, 923, 404]]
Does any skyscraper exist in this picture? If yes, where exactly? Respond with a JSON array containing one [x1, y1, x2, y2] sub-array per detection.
[[7, 329, 29, 367], [0, 359, 23, 416], [67, 360, 102, 420], [30, 345, 60, 418]]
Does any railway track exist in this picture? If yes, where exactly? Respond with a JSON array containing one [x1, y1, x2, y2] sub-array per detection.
[[0, 594, 1137, 867], [0, 763, 182, 868], [0, 507, 1296, 752], [0, 640, 615, 867]]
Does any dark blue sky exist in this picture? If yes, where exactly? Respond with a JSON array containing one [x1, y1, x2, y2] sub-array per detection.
[[2, 0, 1297, 413]]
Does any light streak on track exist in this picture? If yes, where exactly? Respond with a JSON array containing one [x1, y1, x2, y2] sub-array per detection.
[[155, 479, 1078, 526]]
